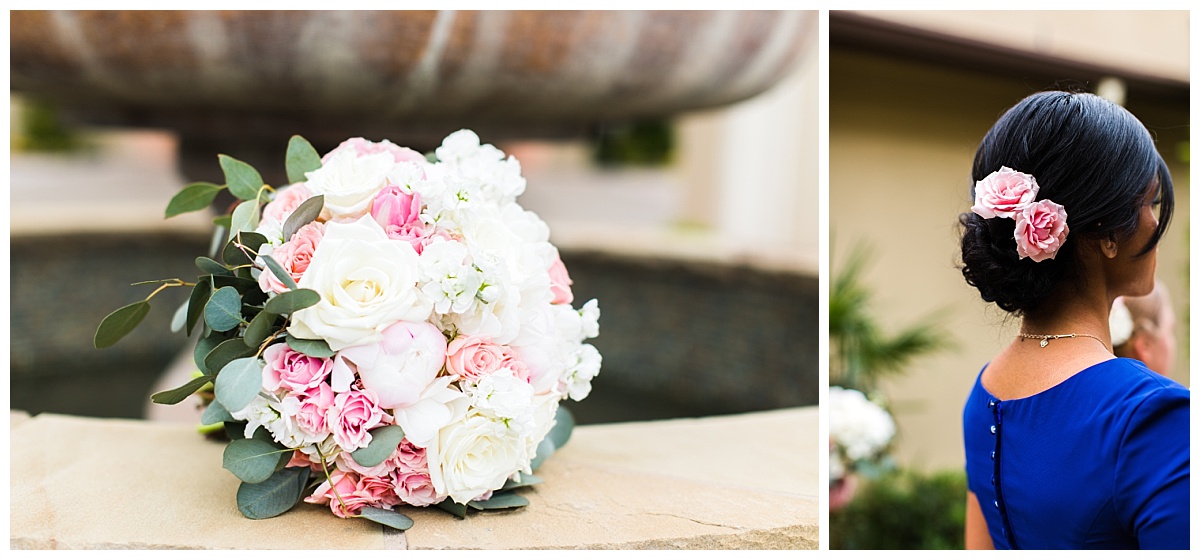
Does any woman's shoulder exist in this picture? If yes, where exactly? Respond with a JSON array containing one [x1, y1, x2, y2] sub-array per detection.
[[1090, 358, 1188, 398]]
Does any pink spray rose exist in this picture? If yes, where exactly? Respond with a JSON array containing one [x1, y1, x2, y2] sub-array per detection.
[[392, 440, 439, 506], [548, 255, 574, 305], [332, 321, 447, 409], [262, 344, 332, 393], [304, 470, 401, 518], [293, 383, 335, 439], [370, 185, 426, 254], [326, 388, 389, 451], [262, 184, 313, 224], [1014, 200, 1069, 262], [445, 335, 510, 381], [322, 137, 425, 164], [258, 222, 325, 294], [972, 166, 1040, 219]]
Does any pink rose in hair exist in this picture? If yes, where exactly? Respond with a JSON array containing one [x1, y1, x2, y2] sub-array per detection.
[[323, 137, 425, 164], [371, 185, 427, 254], [262, 184, 313, 224], [548, 255, 574, 305], [262, 344, 332, 392], [972, 166, 1039, 219], [1015, 200, 1069, 262], [326, 388, 388, 451], [446, 335, 508, 381], [258, 222, 325, 293]]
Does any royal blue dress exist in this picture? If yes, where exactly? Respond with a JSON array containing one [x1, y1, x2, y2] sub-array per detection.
[[963, 358, 1189, 549]]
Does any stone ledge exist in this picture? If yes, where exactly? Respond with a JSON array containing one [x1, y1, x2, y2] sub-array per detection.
[[10, 407, 817, 550]]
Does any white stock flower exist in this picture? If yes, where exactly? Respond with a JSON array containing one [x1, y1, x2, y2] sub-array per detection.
[[463, 369, 536, 435], [304, 149, 394, 218], [228, 393, 315, 448], [287, 217, 432, 351], [561, 343, 601, 401], [828, 386, 895, 461], [419, 239, 484, 315], [428, 411, 528, 504]]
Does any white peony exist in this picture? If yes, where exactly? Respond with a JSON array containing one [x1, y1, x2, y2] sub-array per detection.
[[828, 386, 895, 461], [428, 411, 528, 504], [331, 321, 447, 408], [287, 217, 432, 351], [390, 376, 468, 448], [303, 149, 394, 219]]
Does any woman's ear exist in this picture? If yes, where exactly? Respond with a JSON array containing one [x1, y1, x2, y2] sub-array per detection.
[[1101, 234, 1119, 259]]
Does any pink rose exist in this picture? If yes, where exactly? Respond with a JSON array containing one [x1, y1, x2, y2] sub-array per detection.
[[304, 470, 400, 518], [326, 388, 388, 451], [285, 450, 320, 471], [262, 184, 313, 224], [322, 137, 425, 164], [1014, 200, 1069, 262], [972, 166, 1039, 219], [294, 383, 335, 438], [390, 441, 440, 506], [258, 222, 325, 294], [548, 255, 574, 305], [332, 321, 447, 409], [262, 344, 332, 392], [445, 336, 508, 381], [370, 185, 426, 254]]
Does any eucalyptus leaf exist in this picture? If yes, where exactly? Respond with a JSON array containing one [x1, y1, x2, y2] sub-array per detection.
[[264, 288, 320, 315], [195, 256, 234, 277], [436, 500, 469, 519], [243, 312, 279, 348], [222, 232, 268, 267], [282, 194, 324, 241], [94, 300, 152, 349], [547, 405, 575, 449], [236, 467, 310, 520], [151, 374, 216, 405], [225, 421, 249, 440], [223, 438, 289, 484], [212, 214, 232, 230], [530, 437, 556, 472], [467, 491, 529, 510], [170, 299, 188, 333], [219, 154, 265, 201], [186, 277, 212, 336], [260, 255, 298, 291], [501, 474, 544, 491], [214, 357, 263, 413], [201, 399, 234, 425], [350, 425, 406, 468], [204, 286, 244, 332], [285, 135, 323, 184], [194, 329, 234, 374], [205, 337, 256, 375], [358, 507, 415, 531], [229, 199, 261, 240], [286, 335, 335, 358], [165, 181, 222, 218]]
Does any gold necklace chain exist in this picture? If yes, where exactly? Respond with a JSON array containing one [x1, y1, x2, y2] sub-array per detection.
[[1017, 332, 1106, 348]]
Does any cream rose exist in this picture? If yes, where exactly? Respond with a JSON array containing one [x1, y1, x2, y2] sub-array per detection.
[[428, 412, 527, 504], [304, 148, 395, 219], [287, 217, 432, 351]]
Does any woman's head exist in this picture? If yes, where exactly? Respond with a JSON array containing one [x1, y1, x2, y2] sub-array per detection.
[[960, 91, 1173, 314]]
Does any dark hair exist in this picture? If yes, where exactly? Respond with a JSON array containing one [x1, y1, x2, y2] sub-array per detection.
[[959, 91, 1174, 314]]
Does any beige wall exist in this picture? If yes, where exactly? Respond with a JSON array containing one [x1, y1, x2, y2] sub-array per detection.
[[830, 49, 1190, 472]]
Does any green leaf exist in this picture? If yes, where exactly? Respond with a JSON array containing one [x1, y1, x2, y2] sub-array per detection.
[[286, 335, 335, 357], [264, 288, 320, 315], [151, 374, 216, 405], [285, 135, 323, 185], [165, 182, 222, 218], [260, 255, 299, 291], [468, 491, 529, 510], [222, 231, 268, 267], [214, 357, 263, 413], [204, 286, 244, 332], [195, 256, 234, 277], [201, 399, 234, 425], [358, 507, 415, 531], [282, 194, 324, 241], [501, 473, 544, 491], [530, 437, 556, 472], [94, 300, 152, 349], [225, 421, 249, 440], [547, 405, 574, 449], [219, 154, 265, 201], [223, 438, 288, 484], [229, 199, 261, 240], [436, 500, 469, 519], [170, 299, 188, 333], [350, 425, 406, 468], [243, 312, 279, 348], [212, 214, 232, 229], [186, 277, 212, 336], [194, 329, 232, 374], [236, 467, 310, 520]]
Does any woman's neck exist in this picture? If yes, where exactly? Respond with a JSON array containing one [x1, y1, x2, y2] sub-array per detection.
[[1020, 278, 1114, 352]]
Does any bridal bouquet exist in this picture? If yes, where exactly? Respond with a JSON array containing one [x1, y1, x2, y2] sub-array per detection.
[[94, 131, 601, 530], [828, 386, 895, 483]]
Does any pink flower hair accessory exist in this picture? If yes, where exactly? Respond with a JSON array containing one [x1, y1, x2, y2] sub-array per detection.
[[972, 166, 1069, 261]]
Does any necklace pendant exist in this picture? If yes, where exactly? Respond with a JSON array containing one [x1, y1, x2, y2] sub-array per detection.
[[1040, 339, 1048, 348]]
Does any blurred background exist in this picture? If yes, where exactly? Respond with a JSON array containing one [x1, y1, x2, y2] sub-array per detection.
[[827, 10, 1189, 549], [9, 11, 818, 425]]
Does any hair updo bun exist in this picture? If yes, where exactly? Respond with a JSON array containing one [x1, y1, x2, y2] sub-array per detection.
[[959, 91, 1173, 315]]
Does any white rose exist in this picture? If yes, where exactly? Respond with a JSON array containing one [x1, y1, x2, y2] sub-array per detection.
[[331, 321, 447, 408], [304, 149, 394, 219], [287, 217, 432, 351], [428, 411, 527, 504]]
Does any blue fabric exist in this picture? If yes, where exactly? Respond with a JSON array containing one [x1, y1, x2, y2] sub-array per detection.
[[963, 358, 1189, 549]]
